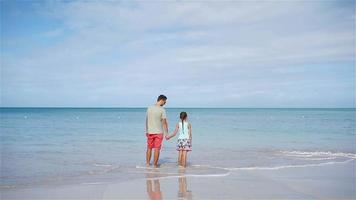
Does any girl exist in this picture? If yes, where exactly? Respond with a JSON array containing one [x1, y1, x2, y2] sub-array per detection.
[[166, 112, 192, 167]]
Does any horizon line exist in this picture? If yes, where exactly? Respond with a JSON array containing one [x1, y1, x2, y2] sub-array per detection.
[[1, 106, 355, 109]]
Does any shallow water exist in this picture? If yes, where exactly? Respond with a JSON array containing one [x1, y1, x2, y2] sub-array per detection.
[[1, 108, 355, 187]]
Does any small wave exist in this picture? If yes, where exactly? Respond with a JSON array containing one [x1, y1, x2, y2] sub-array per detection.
[[88, 164, 119, 175], [81, 182, 107, 185], [0, 185, 16, 189], [94, 163, 113, 167], [134, 164, 230, 179], [230, 159, 354, 170], [135, 163, 178, 169], [132, 154, 356, 180], [300, 157, 338, 161], [136, 165, 156, 169], [280, 150, 356, 159], [193, 159, 354, 171], [145, 173, 230, 180]]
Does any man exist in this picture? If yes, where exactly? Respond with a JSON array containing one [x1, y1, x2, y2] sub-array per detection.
[[146, 95, 168, 167]]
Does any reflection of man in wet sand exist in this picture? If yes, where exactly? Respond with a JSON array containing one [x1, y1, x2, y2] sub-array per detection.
[[178, 169, 193, 200], [146, 169, 163, 200], [146, 179, 163, 200]]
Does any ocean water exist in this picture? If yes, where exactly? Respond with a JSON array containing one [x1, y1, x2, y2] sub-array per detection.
[[1, 108, 355, 187]]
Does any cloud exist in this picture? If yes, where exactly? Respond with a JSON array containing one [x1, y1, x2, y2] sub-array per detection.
[[42, 28, 64, 38], [1, 1, 355, 107]]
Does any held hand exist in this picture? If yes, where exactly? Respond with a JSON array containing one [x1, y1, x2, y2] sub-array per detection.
[[165, 135, 170, 140]]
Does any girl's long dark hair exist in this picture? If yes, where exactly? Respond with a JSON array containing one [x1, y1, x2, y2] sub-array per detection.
[[180, 112, 188, 134]]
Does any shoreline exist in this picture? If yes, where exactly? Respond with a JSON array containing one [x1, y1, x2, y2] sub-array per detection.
[[2, 160, 355, 200]]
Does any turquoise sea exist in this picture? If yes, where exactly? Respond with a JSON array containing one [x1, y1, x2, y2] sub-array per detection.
[[1, 108, 355, 188]]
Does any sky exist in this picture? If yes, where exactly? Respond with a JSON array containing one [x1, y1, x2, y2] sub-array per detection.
[[1, 0, 355, 108]]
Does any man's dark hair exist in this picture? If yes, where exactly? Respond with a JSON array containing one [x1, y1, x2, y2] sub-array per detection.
[[157, 95, 167, 102]]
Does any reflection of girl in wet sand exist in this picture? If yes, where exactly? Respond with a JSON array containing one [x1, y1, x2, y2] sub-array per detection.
[[178, 169, 193, 200], [166, 112, 192, 168]]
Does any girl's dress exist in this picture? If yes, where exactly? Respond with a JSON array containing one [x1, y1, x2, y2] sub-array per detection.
[[176, 121, 192, 151]]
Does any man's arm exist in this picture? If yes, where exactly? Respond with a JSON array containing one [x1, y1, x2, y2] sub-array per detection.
[[167, 123, 179, 139], [145, 116, 148, 134], [162, 118, 168, 136]]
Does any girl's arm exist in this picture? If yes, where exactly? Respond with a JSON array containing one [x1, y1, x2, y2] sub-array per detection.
[[188, 123, 192, 141], [167, 123, 179, 140]]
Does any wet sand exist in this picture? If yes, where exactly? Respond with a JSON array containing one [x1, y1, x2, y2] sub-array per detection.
[[2, 160, 355, 200]]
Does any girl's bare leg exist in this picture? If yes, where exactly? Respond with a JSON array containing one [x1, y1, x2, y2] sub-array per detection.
[[178, 150, 183, 166], [182, 151, 187, 167]]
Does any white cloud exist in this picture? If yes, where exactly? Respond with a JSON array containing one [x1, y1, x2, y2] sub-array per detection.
[[1, 1, 355, 107], [42, 28, 64, 38]]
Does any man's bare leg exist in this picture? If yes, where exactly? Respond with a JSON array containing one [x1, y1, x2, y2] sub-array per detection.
[[146, 148, 152, 166], [146, 180, 152, 193], [154, 179, 161, 192], [153, 149, 160, 167]]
